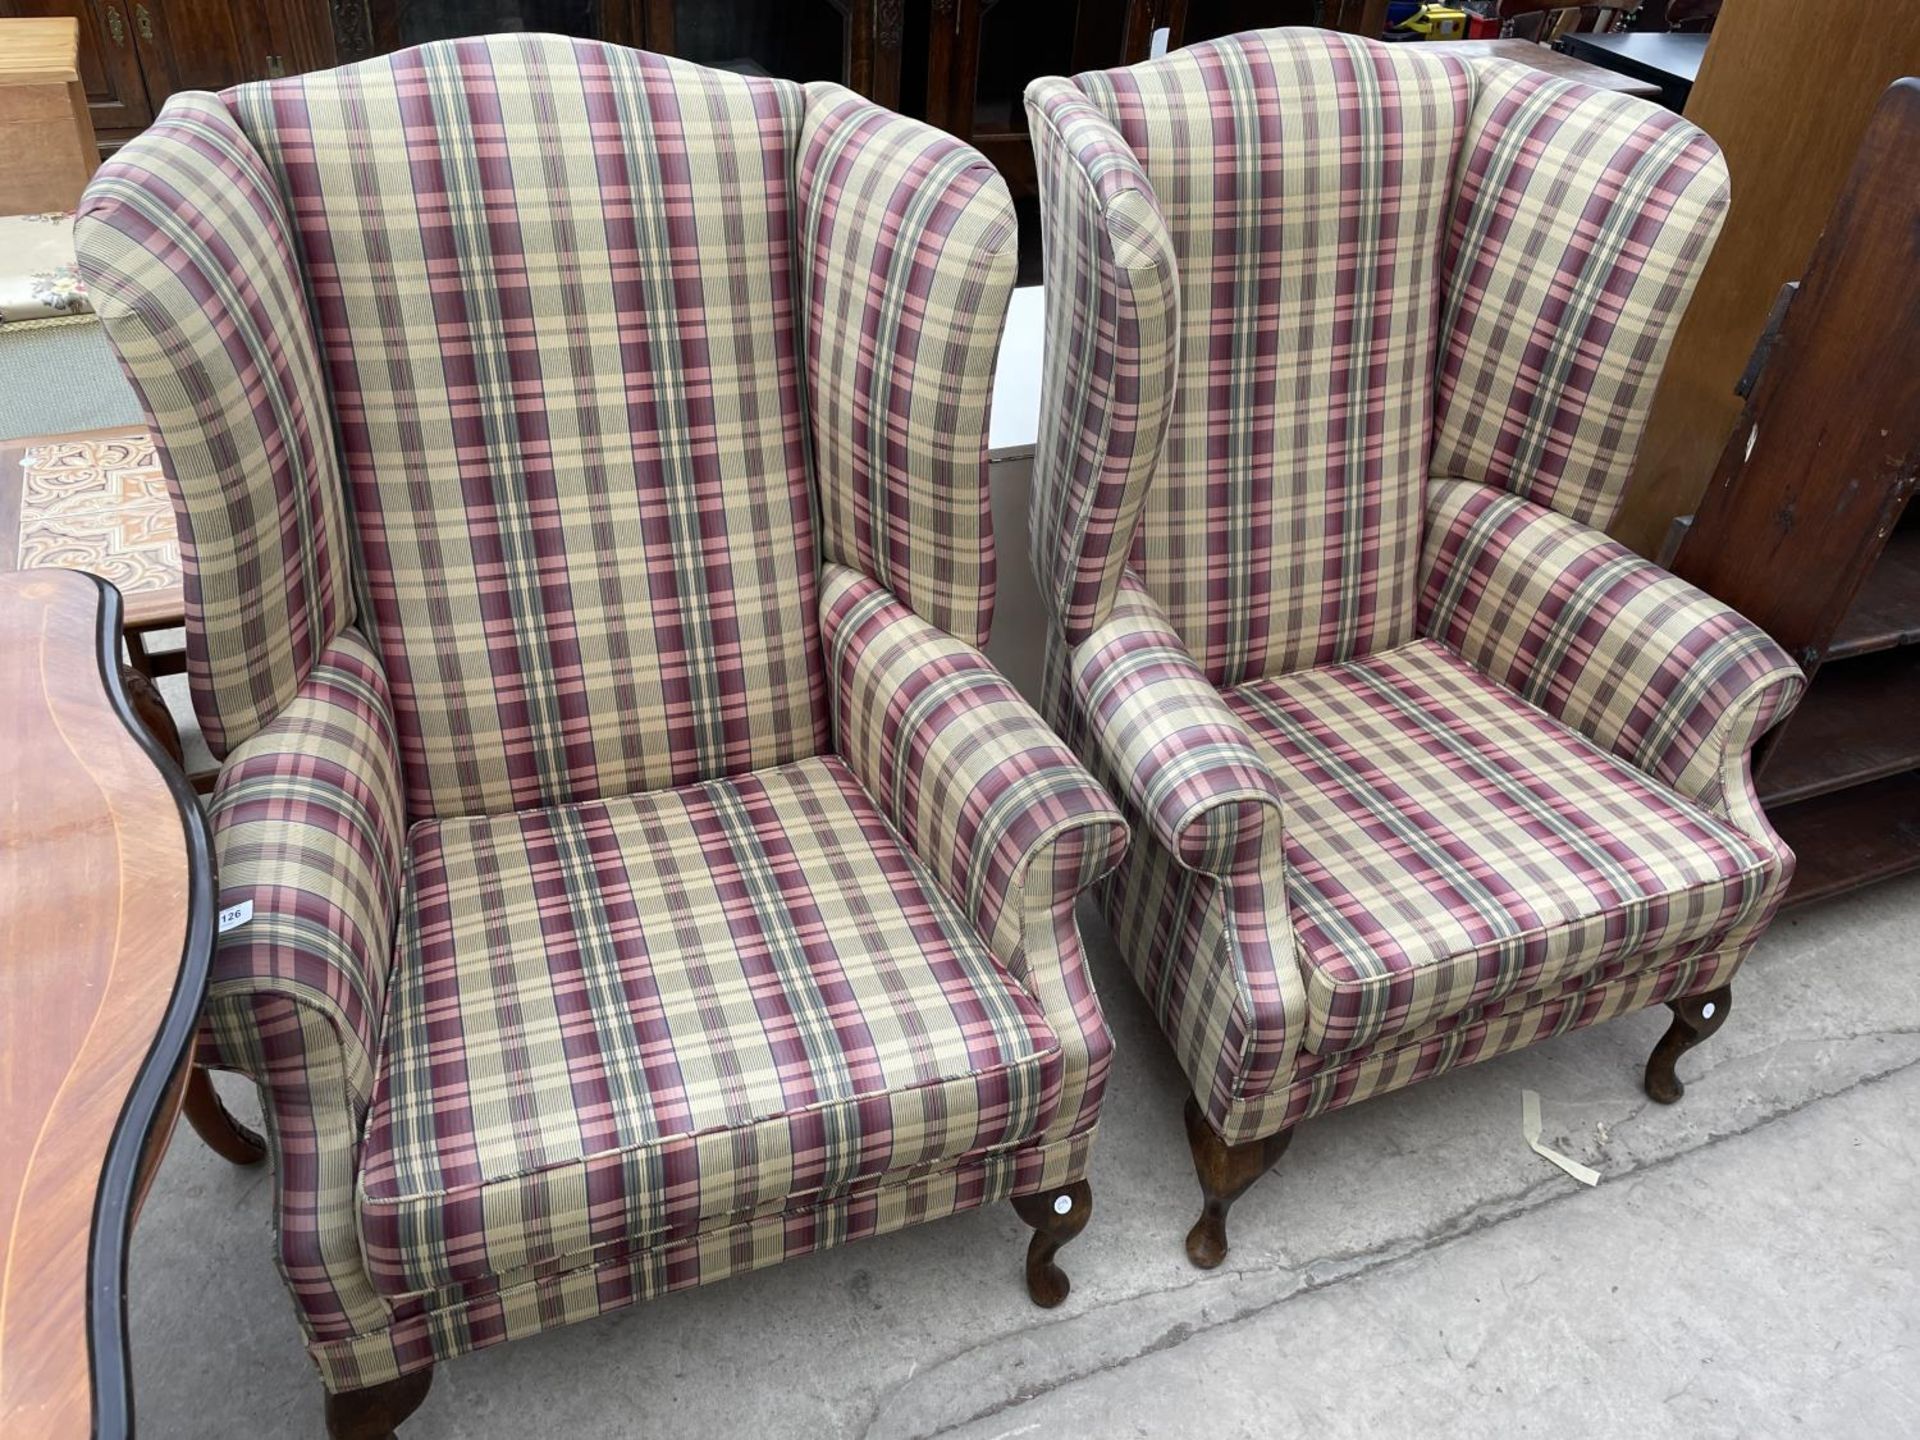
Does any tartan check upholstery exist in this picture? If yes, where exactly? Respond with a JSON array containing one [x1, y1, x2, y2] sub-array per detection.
[[1066, 573, 1283, 877], [76, 94, 353, 759], [1072, 32, 1473, 686], [800, 86, 1017, 646], [1420, 480, 1805, 825], [1025, 77, 1178, 646], [200, 629, 405, 1343], [1225, 639, 1777, 1056], [821, 564, 1128, 1144], [360, 755, 1063, 1297], [226, 38, 824, 821], [1030, 28, 1797, 1148], [80, 36, 1113, 1391], [1431, 62, 1731, 530]]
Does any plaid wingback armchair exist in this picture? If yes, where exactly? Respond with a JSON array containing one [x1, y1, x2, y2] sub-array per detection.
[[77, 35, 1125, 1434], [1027, 30, 1804, 1267]]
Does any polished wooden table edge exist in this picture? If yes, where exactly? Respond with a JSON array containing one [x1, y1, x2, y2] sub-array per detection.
[[11, 571, 216, 1439]]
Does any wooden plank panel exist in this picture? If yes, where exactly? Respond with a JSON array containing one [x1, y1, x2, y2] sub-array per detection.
[[1774, 769, 1920, 910], [1829, 527, 1920, 660], [1668, 79, 1920, 664], [1758, 647, 1920, 806], [0, 17, 97, 211], [1612, 0, 1920, 557]]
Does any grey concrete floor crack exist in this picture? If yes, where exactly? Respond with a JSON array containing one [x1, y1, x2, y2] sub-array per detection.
[[873, 1043, 1920, 1440]]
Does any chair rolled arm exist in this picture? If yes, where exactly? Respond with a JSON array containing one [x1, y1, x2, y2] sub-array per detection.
[[200, 626, 405, 1347], [1420, 481, 1805, 829], [822, 564, 1128, 963], [1071, 573, 1285, 877], [203, 627, 406, 1106]]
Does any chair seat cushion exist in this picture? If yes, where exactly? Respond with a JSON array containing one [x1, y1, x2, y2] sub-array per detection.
[[357, 755, 1062, 1297], [1226, 640, 1777, 1057]]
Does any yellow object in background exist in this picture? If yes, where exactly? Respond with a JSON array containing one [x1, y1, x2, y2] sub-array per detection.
[[1396, 4, 1469, 39]]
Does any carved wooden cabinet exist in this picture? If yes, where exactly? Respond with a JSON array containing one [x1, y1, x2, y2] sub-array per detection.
[[917, 0, 1150, 198], [640, 0, 905, 105]]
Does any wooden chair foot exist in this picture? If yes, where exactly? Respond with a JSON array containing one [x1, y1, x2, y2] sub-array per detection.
[[1644, 985, 1733, 1105], [324, 1366, 433, 1439], [182, 1066, 266, 1165], [1183, 1096, 1293, 1270], [1011, 1179, 1092, 1308]]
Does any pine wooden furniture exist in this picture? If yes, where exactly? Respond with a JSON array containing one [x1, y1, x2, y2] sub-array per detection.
[[1028, 28, 1804, 1266], [0, 17, 98, 209], [1669, 79, 1920, 910], [79, 37, 1126, 1436], [0, 567, 213, 1439], [0, 1, 335, 150]]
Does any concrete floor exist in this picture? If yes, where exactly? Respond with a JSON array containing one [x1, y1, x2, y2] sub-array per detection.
[[128, 870, 1920, 1438]]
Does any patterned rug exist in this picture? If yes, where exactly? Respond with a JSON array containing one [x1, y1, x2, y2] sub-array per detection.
[[13, 431, 180, 612]]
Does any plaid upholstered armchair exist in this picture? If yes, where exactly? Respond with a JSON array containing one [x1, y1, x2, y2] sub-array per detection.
[[1027, 30, 1804, 1268], [77, 36, 1124, 1436]]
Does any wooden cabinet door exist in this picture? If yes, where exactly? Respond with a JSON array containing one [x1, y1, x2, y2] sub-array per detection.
[[926, 0, 1149, 199], [129, 0, 282, 102], [641, 0, 900, 105], [0, 0, 152, 137]]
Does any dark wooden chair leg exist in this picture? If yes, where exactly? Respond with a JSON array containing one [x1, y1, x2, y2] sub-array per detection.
[[122, 664, 182, 765], [182, 1065, 267, 1165], [324, 1367, 433, 1440], [1644, 984, 1733, 1104], [1010, 1179, 1092, 1308], [1183, 1096, 1293, 1271]]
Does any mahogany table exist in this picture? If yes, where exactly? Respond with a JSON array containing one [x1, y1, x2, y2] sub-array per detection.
[[0, 568, 214, 1438]]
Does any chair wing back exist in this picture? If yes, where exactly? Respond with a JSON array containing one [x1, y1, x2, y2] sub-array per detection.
[[76, 94, 354, 759], [798, 84, 1017, 647], [1071, 31, 1473, 687], [1025, 77, 1179, 648], [1431, 60, 1730, 529], [225, 36, 825, 819]]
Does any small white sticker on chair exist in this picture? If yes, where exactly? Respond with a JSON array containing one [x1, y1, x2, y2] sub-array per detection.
[[1052, 1194, 1073, 1215], [218, 899, 254, 933], [1522, 1089, 1600, 1187]]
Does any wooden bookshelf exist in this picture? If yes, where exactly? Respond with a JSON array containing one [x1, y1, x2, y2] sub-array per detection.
[[1670, 80, 1920, 911]]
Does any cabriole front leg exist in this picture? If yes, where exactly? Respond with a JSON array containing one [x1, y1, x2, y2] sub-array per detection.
[[1644, 984, 1733, 1104], [1183, 1097, 1293, 1270], [323, 1367, 433, 1440], [1011, 1179, 1093, 1307]]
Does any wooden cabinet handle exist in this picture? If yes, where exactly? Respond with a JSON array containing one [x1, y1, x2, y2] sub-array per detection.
[[135, 3, 154, 40], [106, 5, 126, 44]]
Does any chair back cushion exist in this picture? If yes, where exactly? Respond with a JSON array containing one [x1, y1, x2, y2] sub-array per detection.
[[1073, 30, 1472, 686], [1430, 61, 1729, 529], [229, 36, 825, 818]]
